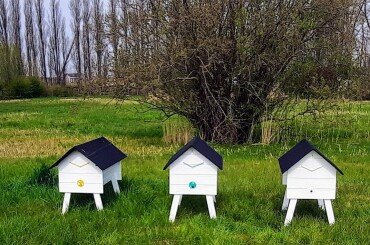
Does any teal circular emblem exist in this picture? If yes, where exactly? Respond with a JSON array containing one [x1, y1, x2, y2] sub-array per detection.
[[189, 181, 197, 189]]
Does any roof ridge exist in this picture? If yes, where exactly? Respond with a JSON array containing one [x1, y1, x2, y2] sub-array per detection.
[[163, 136, 223, 170], [50, 137, 126, 170]]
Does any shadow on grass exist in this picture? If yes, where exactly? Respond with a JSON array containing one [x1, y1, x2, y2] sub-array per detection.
[[68, 177, 133, 211], [294, 200, 327, 219], [273, 195, 328, 223], [177, 195, 210, 218], [29, 163, 58, 186]]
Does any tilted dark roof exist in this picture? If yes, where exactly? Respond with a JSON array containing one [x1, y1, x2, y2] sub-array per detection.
[[163, 136, 223, 170], [278, 139, 343, 175], [50, 137, 127, 170]]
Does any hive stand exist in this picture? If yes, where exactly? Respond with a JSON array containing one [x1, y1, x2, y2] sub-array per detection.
[[282, 189, 335, 225], [61, 179, 120, 214], [169, 195, 216, 222]]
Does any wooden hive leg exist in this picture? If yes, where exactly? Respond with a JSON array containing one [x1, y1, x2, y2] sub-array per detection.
[[169, 195, 181, 222], [284, 199, 297, 226], [318, 199, 325, 210], [93, 194, 103, 211], [206, 195, 216, 219], [213, 195, 216, 203], [178, 195, 182, 206], [324, 200, 335, 225], [112, 179, 120, 194], [62, 193, 71, 214], [282, 189, 289, 211]]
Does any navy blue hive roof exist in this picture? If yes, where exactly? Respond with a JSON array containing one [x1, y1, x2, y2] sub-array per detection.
[[163, 136, 223, 170], [51, 137, 127, 170], [278, 139, 343, 175]]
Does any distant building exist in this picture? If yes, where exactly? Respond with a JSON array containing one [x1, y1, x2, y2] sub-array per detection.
[[65, 73, 81, 87]]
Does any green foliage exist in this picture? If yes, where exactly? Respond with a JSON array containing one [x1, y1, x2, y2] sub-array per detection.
[[0, 45, 46, 99], [0, 98, 368, 244], [0, 45, 22, 85], [281, 57, 353, 99], [6, 76, 45, 98]]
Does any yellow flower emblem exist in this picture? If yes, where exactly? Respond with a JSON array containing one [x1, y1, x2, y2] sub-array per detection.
[[77, 180, 84, 187]]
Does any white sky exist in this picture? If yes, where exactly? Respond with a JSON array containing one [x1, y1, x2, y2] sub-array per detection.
[[19, 0, 109, 73], [21, 0, 109, 36]]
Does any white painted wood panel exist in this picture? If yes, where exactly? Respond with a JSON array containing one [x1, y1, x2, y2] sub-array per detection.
[[170, 174, 217, 185], [59, 173, 103, 184], [103, 173, 116, 184], [102, 162, 122, 183], [59, 151, 102, 174], [170, 184, 217, 195], [59, 182, 104, 194], [287, 153, 336, 179], [115, 162, 122, 180], [288, 168, 336, 179], [287, 178, 336, 189], [287, 188, 335, 199], [169, 149, 218, 175], [282, 173, 287, 185]]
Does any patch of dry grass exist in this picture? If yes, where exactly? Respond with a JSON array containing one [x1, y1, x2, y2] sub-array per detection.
[[163, 117, 195, 145]]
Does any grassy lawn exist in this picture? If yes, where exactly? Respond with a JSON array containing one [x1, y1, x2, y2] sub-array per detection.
[[0, 98, 369, 244]]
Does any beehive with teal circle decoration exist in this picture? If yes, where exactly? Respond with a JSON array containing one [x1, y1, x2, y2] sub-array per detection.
[[163, 136, 223, 222], [189, 181, 197, 189]]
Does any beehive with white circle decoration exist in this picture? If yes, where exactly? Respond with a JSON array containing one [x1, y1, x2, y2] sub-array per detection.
[[278, 139, 343, 225], [50, 137, 127, 214]]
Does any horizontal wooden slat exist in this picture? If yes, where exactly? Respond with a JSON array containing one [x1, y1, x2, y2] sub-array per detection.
[[59, 173, 102, 184], [287, 166, 336, 179], [170, 184, 217, 195], [59, 182, 104, 194], [59, 163, 101, 174], [170, 161, 218, 175], [170, 174, 217, 185], [287, 188, 336, 199], [287, 178, 336, 189]]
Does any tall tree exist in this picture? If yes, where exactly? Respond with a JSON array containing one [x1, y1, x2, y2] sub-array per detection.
[[69, 0, 82, 75], [108, 0, 119, 76], [24, 0, 38, 76], [0, 0, 12, 84], [49, 0, 72, 84], [82, 0, 92, 78], [49, 0, 61, 80], [93, 0, 105, 77], [117, 0, 356, 144], [34, 0, 48, 84], [9, 0, 22, 73], [0, 0, 9, 46]]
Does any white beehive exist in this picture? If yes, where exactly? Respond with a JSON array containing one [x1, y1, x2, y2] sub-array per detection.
[[163, 136, 223, 222], [278, 139, 343, 225], [51, 137, 127, 214]]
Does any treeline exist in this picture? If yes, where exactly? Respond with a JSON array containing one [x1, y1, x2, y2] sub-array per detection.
[[0, 0, 119, 87], [1, 0, 370, 142], [0, 1, 370, 99]]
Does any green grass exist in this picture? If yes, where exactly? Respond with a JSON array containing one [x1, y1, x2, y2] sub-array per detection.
[[0, 98, 369, 244]]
